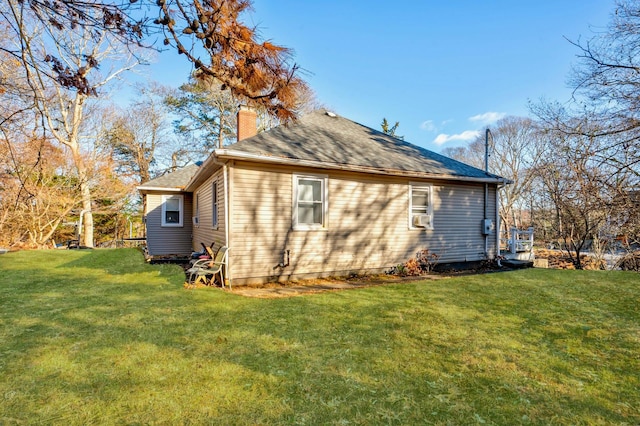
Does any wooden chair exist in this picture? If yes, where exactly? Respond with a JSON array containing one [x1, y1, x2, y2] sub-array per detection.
[[186, 246, 228, 287]]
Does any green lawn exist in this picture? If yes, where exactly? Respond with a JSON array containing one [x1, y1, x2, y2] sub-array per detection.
[[0, 249, 638, 425]]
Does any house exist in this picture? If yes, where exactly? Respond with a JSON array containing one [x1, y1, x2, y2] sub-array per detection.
[[138, 109, 509, 285]]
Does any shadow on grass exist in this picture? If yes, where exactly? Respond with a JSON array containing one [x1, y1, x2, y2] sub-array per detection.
[[0, 250, 638, 424]]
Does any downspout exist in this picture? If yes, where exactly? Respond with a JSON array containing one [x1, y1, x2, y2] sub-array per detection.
[[484, 129, 490, 259], [496, 183, 503, 267], [223, 162, 230, 287], [484, 183, 489, 259]]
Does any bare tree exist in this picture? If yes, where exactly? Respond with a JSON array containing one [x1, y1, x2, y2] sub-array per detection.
[[0, 24, 79, 248], [8, 0, 307, 120], [569, 0, 640, 141], [99, 83, 177, 226], [525, 0, 640, 268], [0, 129, 80, 248], [489, 117, 546, 232], [536, 124, 625, 268], [2, 0, 145, 247], [442, 116, 545, 233], [534, 98, 640, 262], [536, 0, 640, 191], [103, 83, 174, 185], [1, 0, 308, 248], [441, 141, 484, 169]]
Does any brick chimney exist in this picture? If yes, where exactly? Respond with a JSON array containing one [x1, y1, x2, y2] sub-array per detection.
[[237, 106, 257, 142]]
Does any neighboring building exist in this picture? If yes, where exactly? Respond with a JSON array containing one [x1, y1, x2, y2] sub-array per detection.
[[138, 109, 508, 285]]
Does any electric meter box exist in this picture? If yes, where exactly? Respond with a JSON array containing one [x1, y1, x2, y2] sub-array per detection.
[[482, 219, 494, 235]]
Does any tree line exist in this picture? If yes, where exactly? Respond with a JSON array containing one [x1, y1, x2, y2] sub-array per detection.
[[0, 0, 314, 249], [442, 1, 640, 268], [1, 0, 639, 270]]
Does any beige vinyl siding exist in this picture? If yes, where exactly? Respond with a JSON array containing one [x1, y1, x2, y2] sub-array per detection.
[[191, 169, 226, 251], [229, 161, 498, 284], [145, 192, 193, 255]]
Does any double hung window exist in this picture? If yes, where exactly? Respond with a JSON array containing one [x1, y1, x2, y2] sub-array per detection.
[[293, 174, 327, 230], [193, 193, 200, 226], [162, 195, 183, 227], [212, 182, 219, 228]]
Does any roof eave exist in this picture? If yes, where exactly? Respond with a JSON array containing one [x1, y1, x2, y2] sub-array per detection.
[[214, 149, 508, 184], [137, 186, 186, 194], [184, 155, 225, 192]]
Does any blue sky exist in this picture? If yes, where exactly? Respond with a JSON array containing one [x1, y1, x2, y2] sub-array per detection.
[[139, 1, 614, 152]]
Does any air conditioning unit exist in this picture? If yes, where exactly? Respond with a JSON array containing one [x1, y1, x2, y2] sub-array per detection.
[[192, 216, 199, 226], [413, 214, 431, 228]]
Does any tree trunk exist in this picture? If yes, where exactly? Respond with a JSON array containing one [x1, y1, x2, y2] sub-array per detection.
[[79, 179, 94, 247], [218, 123, 224, 149], [72, 146, 94, 248]]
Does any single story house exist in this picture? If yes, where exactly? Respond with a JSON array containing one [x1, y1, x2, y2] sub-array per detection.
[[138, 108, 509, 285]]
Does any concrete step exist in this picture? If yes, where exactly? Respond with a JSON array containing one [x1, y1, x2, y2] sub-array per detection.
[[502, 259, 534, 269]]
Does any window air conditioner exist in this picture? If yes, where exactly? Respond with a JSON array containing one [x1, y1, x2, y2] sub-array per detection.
[[413, 214, 431, 228]]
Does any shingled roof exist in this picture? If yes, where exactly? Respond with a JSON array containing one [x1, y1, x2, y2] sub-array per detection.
[[138, 164, 200, 192], [216, 110, 503, 182]]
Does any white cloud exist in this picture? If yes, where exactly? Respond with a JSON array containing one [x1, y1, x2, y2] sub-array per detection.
[[469, 112, 506, 125], [433, 130, 480, 146], [420, 120, 436, 132], [420, 119, 453, 133]]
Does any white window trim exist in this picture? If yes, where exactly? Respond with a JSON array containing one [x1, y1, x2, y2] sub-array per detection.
[[212, 181, 219, 229], [409, 183, 434, 230], [161, 194, 184, 227], [292, 173, 328, 231]]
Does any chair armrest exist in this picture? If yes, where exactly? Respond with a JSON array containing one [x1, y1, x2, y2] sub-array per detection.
[[186, 259, 213, 274], [191, 259, 212, 268]]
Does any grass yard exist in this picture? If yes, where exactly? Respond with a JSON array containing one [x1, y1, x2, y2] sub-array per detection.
[[0, 248, 639, 425]]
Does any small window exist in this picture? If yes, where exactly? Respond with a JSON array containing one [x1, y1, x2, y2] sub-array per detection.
[[409, 184, 433, 229], [193, 193, 200, 226], [162, 195, 183, 227], [212, 181, 218, 228], [293, 174, 328, 230]]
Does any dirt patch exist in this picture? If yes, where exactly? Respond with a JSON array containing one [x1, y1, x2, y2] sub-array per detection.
[[184, 266, 521, 298], [225, 275, 447, 298]]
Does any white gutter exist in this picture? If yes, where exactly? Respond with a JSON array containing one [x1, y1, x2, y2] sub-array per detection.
[[137, 186, 184, 192], [214, 148, 510, 185]]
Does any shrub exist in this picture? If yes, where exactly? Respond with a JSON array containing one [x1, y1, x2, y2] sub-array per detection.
[[388, 249, 440, 276]]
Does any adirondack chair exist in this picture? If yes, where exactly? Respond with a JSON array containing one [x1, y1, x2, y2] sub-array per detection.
[[186, 246, 228, 287]]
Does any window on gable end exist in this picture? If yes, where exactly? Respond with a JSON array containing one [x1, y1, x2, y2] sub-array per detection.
[[162, 194, 184, 227]]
